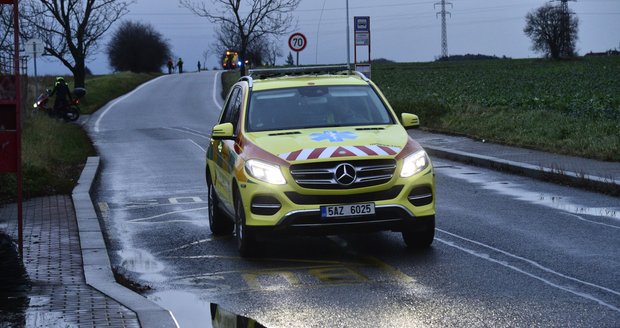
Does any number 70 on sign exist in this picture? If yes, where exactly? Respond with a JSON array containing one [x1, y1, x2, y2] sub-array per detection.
[[288, 32, 307, 52]]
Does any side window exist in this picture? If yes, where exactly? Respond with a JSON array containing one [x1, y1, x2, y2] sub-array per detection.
[[229, 88, 243, 129], [220, 87, 240, 124]]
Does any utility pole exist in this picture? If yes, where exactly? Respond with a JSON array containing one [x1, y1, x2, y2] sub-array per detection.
[[435, 0, 452, 59], [552, 0, 576, 57], [346, 0, 351, 70]]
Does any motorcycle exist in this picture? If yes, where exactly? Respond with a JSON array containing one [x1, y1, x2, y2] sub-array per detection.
[[33, 87, 86, 122]]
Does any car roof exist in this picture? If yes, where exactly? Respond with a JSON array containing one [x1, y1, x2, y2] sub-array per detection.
[[242, 65, 371, 92]]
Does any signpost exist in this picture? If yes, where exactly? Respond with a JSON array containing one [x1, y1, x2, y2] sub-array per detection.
[[354, 16, 371, 78], [288, 32, 307, 66], [0, 0, 23, 257], [25, 38, 44, 97]]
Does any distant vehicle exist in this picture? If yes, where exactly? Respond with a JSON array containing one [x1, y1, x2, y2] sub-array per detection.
[[222, 51, 240, 70], [206, 65, 436, 257]]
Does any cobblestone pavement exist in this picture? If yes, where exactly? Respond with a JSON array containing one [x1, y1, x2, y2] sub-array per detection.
[[0, 196, 140, 327]]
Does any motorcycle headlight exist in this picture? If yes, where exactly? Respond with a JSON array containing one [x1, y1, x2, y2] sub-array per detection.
[[245, 159, 286, 185], [400, 150, 430, 178]]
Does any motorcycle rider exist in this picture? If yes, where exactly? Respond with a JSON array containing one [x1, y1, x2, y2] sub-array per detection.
[[49, 77, 73, 117]]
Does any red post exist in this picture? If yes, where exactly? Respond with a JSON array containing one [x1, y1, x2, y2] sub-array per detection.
[[0, 0, 23, 258]]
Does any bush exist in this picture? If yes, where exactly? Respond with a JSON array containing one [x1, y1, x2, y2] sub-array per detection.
[[107, 21, 171, 73]]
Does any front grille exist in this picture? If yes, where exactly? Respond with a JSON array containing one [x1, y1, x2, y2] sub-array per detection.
[[285, 186, 403, 205], [289, 159, 396, 189]]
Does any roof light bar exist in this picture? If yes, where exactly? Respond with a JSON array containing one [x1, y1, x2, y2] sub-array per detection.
[[248, 65, 351, 79]]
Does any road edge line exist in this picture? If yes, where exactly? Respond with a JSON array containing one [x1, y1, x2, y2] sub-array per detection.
[[72, 156, 179, 328]]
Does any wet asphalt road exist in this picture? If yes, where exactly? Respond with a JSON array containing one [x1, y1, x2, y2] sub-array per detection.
[[86, 71, 620, 328]]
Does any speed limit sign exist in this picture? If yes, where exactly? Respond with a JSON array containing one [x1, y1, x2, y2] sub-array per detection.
[[288, 33, 307, 52]]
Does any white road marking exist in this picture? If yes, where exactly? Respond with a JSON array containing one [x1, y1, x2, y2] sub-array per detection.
[[163, 127, 210, 139], [437, 229, 620, 312], [563, 213, 620, 230], [94, 75, 168, 133], [169, 196, 203, 204], [154, 238, 214, 255], [161, 127, 207, 153], [188, 139, 206, 153], [129, 207, 209, 222]]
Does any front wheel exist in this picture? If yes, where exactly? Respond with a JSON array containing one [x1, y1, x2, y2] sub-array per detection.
[[402, 218, 435, 249], [64, 106, 80, 122], [208, 181, 233, 235], [235, 193, 257, 257]]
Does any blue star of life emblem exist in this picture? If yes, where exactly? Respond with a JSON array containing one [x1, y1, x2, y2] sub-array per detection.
[[310, 131, 357, 142]]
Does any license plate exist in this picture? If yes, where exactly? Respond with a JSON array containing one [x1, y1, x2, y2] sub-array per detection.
[[320, 203, 375, 218]]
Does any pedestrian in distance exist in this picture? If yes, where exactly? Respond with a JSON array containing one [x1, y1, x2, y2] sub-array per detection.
[[197, 61, 201, 72], [177, 58, 184, 74], [167, 57, 174, 74], [49, 76, 73, 117]]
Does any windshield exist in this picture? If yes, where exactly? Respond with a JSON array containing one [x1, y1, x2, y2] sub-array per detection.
[[246, 85, 395, 132]]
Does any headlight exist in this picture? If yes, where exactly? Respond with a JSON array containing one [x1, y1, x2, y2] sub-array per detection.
[[245, 159, 286, 185], [400, 150, 430, 178]]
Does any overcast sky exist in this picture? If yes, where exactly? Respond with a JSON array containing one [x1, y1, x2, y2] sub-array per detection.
[[31, 0, 620, 76]]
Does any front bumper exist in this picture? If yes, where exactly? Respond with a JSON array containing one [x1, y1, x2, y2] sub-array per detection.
[[239, 166, 435, 235]]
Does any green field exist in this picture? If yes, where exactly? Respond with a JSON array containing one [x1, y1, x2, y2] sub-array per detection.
[[371, 57, 620, 161]]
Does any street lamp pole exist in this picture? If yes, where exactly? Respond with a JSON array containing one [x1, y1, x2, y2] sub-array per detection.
[[346, 0, 351, 70]]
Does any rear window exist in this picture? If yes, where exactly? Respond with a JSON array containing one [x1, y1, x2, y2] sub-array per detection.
[[246, 85, 394, 132]]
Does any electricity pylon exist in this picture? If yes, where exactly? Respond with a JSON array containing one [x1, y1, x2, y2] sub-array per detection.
[[552, 0, 576, 57], [435, 0, 453, 59]]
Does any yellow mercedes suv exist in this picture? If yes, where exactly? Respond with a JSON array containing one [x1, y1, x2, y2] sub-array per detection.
[[206, 66, 435, 256]]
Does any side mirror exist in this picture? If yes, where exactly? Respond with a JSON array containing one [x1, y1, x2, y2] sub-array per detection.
[[211, 122, 235, 140], [401, 113, 420, 129]]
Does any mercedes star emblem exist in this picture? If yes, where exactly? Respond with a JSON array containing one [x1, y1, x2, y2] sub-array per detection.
[[335, 163, 356, 186]]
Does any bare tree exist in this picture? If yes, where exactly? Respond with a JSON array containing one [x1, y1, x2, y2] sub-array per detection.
[[0, 6, 15, 59], [20, 0, 134, 87], [180, 0, 300, 74], [263, 39, 283, 66], [524, 3, 578, 59], [202, 48, 210, 70], [209, 19, 281, 68]]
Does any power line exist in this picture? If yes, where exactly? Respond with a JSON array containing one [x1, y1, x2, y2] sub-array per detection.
[[435, 0, 452, 58]]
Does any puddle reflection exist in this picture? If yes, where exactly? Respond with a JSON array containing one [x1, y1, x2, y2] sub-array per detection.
[[149, 290, 266, 328], [442, 167, 620, 220]]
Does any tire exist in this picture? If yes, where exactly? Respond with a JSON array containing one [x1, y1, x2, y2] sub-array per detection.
[[207, 181, 233, 235], [64, 106, 80, 122], [402, 218, 435, 249], [234, 192, 257, 257]]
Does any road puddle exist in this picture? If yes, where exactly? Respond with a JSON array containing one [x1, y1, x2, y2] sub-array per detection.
[[118, 249, 166, 282], [442, 167, 620, 219], [149, 290, 266, 328]]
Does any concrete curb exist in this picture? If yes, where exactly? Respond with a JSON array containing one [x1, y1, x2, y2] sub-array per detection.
[[424, 145, 620, 195], [72, 157, 179, 328]]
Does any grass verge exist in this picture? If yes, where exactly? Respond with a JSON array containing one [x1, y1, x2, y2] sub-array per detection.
[[0, 72, 159, 202], [372, 57, 620, 161]]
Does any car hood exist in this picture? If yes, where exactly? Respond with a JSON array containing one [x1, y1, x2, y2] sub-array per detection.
[[244, 125, 409, 162]]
